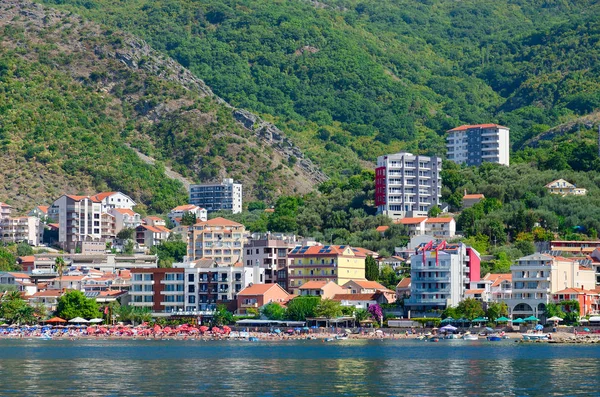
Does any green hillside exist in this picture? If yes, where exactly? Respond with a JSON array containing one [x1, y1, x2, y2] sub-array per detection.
[[39, 0, 600, 176], [0, 0, 315, 212]]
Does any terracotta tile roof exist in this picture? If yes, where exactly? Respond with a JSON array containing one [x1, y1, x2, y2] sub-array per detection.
[[139, 224, 167, 233], [348, 280, 387, 290], [463, 194, 485, 200], [18, 256, 35, 263], [397, 217, 427, 225], [90, 192, 117, 201], [172, 204, 199, 212], [48, 223, 59, 229], [50, 276, 86, 282], [37, 205, 49, 214], [29, 290, 63, 298], [396, 278, 411, 288], [289, 245, 367, 257], [425, 217, 454, 223], [448, 124, 507, 132], [264, 208, 275, 213], [465, 289, 485, 294], [0, 202, 11, 208], [332, 293, 378, 301], [66, 195, 90, 201], [194, 217, 244, 227], [483, 273, 512, 287], [145, 216, 164, 221], [238, 283, 289, 296], [112, 208, 137, 216], [553, 288, 598, 295], [376, 225, 389, 232], [298, 281, 328, 289], [8, 272, 31, 279]]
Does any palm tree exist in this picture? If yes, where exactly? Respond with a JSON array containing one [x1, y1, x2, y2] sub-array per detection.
[[54, 257, 66, 287]]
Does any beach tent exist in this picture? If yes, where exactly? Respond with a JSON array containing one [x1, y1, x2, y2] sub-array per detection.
[[68, 317, 89, 323], [441, 317, 454, 323], [546, 316, 563, 322], [524, 316, 539, 322], [45, 317, 67, 324], [512, 318, 525, 324], [88, 318, 104, 323], [440, 325, 457, 332], [471, 317, 487, 323], [495, 317, 511, 323]]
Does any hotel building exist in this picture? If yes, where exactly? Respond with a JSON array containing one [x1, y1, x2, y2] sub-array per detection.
[[446, 124, 510, 166], [375, 152, 442, 220], [187, 217, 245, 264], [189, 178, 242, 214]]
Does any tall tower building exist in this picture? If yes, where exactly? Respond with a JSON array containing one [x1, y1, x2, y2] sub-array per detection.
[[446, 124, 510, 166]]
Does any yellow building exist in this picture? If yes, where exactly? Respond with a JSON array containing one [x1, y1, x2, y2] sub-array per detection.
[[187, 217, 245, 265], [287, 245, 367, 294]]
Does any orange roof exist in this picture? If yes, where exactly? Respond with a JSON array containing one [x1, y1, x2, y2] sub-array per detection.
[[237, 283, 289, 296], [332, 293, 378, 301], [48, 223, 59, 229], [18, 256, 35, 263], [264, 208, 275, 213], [194, 217, 243, 227], [37, 205, 49, 214], [139, 224, 167, 233], [154, 225, 171, 233], [553, 288, 598, 295], [112, 208, 137, 216], [448, 124, 507, 132], [8, 272, 31, 279], [397, 217, 427, 225], [396, 278, 411, 288], [483, 273, 512, 287], [376, 226, 389, 232], [51, 276, 86, 282], [298, 281, 328, 290], [463, 194, 485, 200], [465, 289, 485, 294], [172, 204, 199, 212], [29, 290, 63, 298], [66, 195, 89, 201], [289, 245, 367, 257], [348, 280, 387, 290], [145, 216, 163, 221], [90, 192, 117, 201], [0, 202, 11, 208], [425, 217, 454, 223]]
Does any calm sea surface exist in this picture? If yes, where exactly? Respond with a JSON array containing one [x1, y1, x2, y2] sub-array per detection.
[[0, 338, 599, 396]]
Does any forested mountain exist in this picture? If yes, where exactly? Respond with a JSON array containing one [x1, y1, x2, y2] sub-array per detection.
[[38, 0, 600, 177], [0, 0, 317, 212]]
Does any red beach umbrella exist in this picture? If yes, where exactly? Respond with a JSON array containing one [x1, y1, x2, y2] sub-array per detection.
[[222, 326, 231, 334], [211, 326, 220, 334], [199, 326, 209, 334]]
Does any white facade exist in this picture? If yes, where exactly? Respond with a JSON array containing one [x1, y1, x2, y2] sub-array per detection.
[[424, 218, 456, 238], [110, 208, 142, 234], [446, 124, 510, 167], [92, 192, 137, 212], [174, 262, 264, 312], [189, 178, 243, 214], [168, 205, 208, 226], [405, 243, 479, 313], [375, 152, 442, 220], [48, 195, 104, 252], [0, 216, 41, 246], [244, 239, 293, 284]]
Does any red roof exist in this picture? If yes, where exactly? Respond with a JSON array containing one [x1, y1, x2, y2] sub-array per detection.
[[396, 278, 411, 288], [194, 217, 243, 227], [298, 281, 328, 290], [289, 245, 367, 257], [463, 194, 485, 200], [465, 289, 485, 294], [238, 283, 289, 296], [376, 226, 389, 232], [397, 217, 427, 225], [112, 208, 137, 216], [37, 205, 49, 214], [425, 217, 454, 223], [347, 280, 388, 291], [90, 192, 117, 201], [553, 288, 598, 295], [448, 124, 507, 132], [332, 293, 378, 301], [172, 204, 200, 212]]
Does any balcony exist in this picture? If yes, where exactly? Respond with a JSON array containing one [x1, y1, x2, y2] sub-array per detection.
[[129, 290, 153, 296], [513, 276, 550, 282], [131, 302, 153, 307], [161, 290, 184, 295], [160, 301, 185, 306], [131, 279, 154, 285], [241, 302, 258, 308], [406, 298, 448, 304], [414, 277, 449, 282], [161, 279, 184, 285]]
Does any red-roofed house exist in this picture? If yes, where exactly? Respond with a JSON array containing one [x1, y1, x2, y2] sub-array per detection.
[[396, 217, 427, 236], [396, 277, 411, 298], [343, 280, 397, 303], [447, 124, 510, 166], [27, 290, 64, 312], [236, 283, 291, 314], [298, 280, 347, 299], [332, 293, 386, 310], [110, 208, 142, 234], [48, 275, 88, 291], [18, 256, 35, 272], [552, 288, 599, 317], [376, 225, 389, 235], [90, 192, 136, 212], [0, 202, 12, 219], [28, 205, 49, 218], [168, 205, 207, 226], [136, 224, 170, 247], [463, 193, 485, 209], [425, 217, 456, 238]]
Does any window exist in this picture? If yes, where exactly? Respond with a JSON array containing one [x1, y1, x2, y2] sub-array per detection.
[[188, 296, 196, 304], [188, 285, 195, 293], [188, 274, 194, 282]]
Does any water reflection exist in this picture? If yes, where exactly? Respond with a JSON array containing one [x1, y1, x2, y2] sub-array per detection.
[[0, 340, 599, 396]]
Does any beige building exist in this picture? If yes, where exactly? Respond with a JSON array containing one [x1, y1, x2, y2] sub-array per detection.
[[298, 280, 348, 299], [187, 217, 245, 264], [287, 245, 366, 294], [48, 195, 104, 251], [545, 179, 587, 196], [110, 208, 142, 234], [0, 216, 41, 246]]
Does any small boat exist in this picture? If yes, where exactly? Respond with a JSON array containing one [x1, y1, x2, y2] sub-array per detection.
[[324, 338, 335, 342], [248, 337, 260, 342], [522, 334, 548, 341], [462, 334, 479, 341], [335, 334, 349, 340], [486, 335, 502, 341], [39, 333, 52, 340]]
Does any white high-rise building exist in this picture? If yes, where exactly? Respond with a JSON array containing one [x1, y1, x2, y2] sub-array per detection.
[[189, 178, 242, 214], [446, 124, 510, 166], [375, 152, 442, 220], [48, 195, 105, 252]]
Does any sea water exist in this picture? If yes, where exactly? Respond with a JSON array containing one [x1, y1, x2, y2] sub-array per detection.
[[0, 338, 598, 396]]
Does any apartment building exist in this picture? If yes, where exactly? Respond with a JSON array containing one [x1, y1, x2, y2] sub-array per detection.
[[130, 268, 185, 315], [375, 152, 442, 220], [187, 217, 245, 264], [287, 245, 367, 295], [551, 288, 599, 317], [405, 242, 481, 314], [237, 283, 291, 315], [48, 195, 104, 252], [189, 178, 242, 214], [506, 253, 596, 320], [90, 192, 137, 212], [395, 217, 456, 238], [28, 205, 49, 218], [33, 252, 157, 273], [0, 216, 41, 245], [244, 238, 294, 284], [168, 205, 208, 226], [0, 202, 12, 219], [174, 260, 264, 312], [446, 124, 510, 166], [110, 208, 142, 234], [135, 224, 170, 247]]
